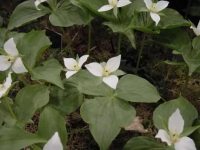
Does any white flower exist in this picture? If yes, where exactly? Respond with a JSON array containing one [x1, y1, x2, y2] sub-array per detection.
[[85, 55, 121, 89], [98, 0, 132, 17], [0, 72, 12, 99], [144, 0, 169, 26], [155, 109, 197, 150], [190, 20, 200, 36], [63, 55, 89, 79], [0, 38, 28, 74], [35, 0, 48, 10], [43, 132, 63, 150]]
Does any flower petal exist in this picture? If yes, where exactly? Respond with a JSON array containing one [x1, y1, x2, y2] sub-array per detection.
[[12, 57, 28, 74], [150, 12, 160, 26], [103, 75, 118, 89], [117, 0, 132, 7], [174, 137, 197, 150], [0, 56, 11, 71], [98, 5, 114, 12], [155, 1, 169, 12], [168, 109, 184, 135], [155, 129, 172, 146], [4, 38, 18, 56], [35, 0, 47, 10], [85, 62, 103, 77], [65, 71, 78, 79], [144, 0, 152, 9], [63, 58, 78, 70], [43, 132, 63, 150], [191, 26, 200, 36], [4, 72, 12, 89], [78, 55, 89, 68], [197, 20, 200, 30], [105, 55, 121, 73]]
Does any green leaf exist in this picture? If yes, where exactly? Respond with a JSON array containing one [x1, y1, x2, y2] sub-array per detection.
[[181, 125, 200, 137], [81, 97, 136, 150], [50, 83, 83, 115], [14, 85, 49, 123], [192, 119, 200, 149], [123, 136, 167, 150], [17, 30, 52, 69], [0, 127, 46, 150], [153, 96, 198, 130], [49, 1, 92, 27], [8, 0, 49, 30], [0, 28, 7, 48], [158, 9, 190, 29], [183, 36, 200, 75], [68, 70, 114, 96], [31, 59, 64, 89], [38, 106, 67, 148], [116, 74, 161, 103], [153, 28, 192, 53]]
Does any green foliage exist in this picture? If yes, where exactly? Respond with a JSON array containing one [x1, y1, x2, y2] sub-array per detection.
[[14, 85, 49, 123], [17, 30, 52, 69], [123, 136, 168, 150], [38, 106, 67, 148], [116, 74, 161, 103], [31, 59, 64, 89], [81, 97, 136, 150], [0, 127, 46, 150], [153, 96, 198, 130]]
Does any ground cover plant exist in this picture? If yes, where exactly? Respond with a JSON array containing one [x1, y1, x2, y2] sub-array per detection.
[[0, 0, 200, 150]]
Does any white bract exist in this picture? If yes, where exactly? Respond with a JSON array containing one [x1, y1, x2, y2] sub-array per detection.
[[63, 55, 89, 79], [144, 0, 169, 26], [0, 38, 28, 74], [190, 20, 200, 36], [85, 55, 121, 89], [43, 132, 63, 150], [0, 72, 12, 99], [155, 109, 197, 150], [35, 0, 47, 10], [98, 0, 132, 17]]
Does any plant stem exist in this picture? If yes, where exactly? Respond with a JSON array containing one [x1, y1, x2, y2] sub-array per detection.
[[87, 23, 92, 54], [136, 34, 146, 73], [117, 34, 122, 54]]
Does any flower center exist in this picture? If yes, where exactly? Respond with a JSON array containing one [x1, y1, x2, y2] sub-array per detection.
[[103, 68, 110, 76], [6, 55, 15, 62], [150, 3, 158, 12], [110, 0, 118, 7], [73, 64, 80, 71], [170, 133, 180, 144]]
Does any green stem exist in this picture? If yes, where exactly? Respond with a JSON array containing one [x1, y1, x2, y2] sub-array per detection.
[[5, 98, 17, 120], [117, 34, 122, 54], [136, 34, 146, 73], [87, 23, 92, 54]]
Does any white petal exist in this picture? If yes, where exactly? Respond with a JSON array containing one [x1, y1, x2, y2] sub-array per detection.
[[3, 38, 18, 57], [197, 20, 200, 30], [65, 71, 78, 79], [78, 55, 89, 68], [103, 75, 118, 89], [35, 0, 47, 10], [12, 57, 28, 74], [155, 1, 169, 12], [105, 55, 121, 73], [85, 62, 103, 77], [98, 5, 114, 12], [3, 72, 12, 89], [174, 137, 197, 150], [168, 109, 184, 135], [150, 12, 160, 26], [191, 26, 200, 36], [117, 0, 132, 7], [63, 58, 78, 70], [144, 0, 152, 9], [155, 129, 172, 146], [0, 56, 12, 71], [43, 132, 63, 150]]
